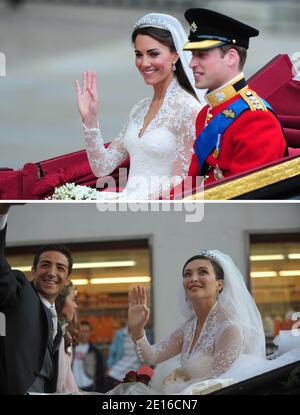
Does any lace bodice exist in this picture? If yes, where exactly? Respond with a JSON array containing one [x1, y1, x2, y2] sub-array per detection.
[[134, 302, 242, 384], [83, 78, 202, 199]]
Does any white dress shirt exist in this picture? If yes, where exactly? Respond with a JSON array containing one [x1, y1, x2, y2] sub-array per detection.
[[38, 294, 58, 340]]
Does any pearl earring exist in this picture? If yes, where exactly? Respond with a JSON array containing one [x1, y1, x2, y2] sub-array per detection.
[[172, 63, 176, 71]]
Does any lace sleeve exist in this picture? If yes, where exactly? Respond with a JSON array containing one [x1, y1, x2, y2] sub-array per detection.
[[171, 98, 202, 180], [211, 324, 242, 377], [134, 324, 184, 366], [83, 120, 129, 177]]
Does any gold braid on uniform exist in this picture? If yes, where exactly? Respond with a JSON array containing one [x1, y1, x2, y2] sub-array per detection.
[[240, 88, 268, 111]]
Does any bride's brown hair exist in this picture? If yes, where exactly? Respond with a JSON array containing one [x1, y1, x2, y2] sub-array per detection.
[[132, 27, 198, 100], [56, 282, 80, 353], [182, 255, 224, 281]]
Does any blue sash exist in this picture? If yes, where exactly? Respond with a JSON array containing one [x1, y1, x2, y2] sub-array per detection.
[[195, 97, 272, 173]]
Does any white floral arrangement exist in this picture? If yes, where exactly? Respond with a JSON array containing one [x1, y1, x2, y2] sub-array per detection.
[[46, 183, 98, 200]]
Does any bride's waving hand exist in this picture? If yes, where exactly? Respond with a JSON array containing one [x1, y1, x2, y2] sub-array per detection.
[[76, 70, 99, 129], [76, 69, 129, 178], [128, 286, 150, 342]]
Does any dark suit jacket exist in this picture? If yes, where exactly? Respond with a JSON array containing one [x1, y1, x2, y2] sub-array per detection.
[[0, 225, 59, 394]]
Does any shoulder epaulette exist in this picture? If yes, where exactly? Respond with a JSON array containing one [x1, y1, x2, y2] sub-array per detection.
[[240, 88, 268, 111]]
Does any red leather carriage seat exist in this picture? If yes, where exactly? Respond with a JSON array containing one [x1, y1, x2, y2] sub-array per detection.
[[0, 169, 22, 200], [248, 54, 300, 154], [23, 147, 129, 199]]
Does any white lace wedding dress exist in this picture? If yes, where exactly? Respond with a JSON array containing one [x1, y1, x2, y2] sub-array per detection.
[[105, 302, 300, 395], [83, 78, 201, 200]]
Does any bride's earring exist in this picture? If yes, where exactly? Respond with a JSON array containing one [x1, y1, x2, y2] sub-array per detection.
[[216, 290, 220, 301], [172, 63, 176, 71]]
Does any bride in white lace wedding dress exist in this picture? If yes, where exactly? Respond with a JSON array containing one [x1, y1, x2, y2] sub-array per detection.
[[105, 250, 300, 395], [75, 14, 205, 200]]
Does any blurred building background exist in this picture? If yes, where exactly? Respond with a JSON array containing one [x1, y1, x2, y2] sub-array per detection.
[[0, 0, 300, 168], [5, 202, 300, 356]]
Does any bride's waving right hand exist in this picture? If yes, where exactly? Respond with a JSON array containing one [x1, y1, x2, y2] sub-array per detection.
[[75, 70, 99, 129], [128, 286, 150, 342]]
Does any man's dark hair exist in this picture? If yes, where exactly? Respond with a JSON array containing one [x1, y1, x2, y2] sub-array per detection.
[[219, 44, 247, 70], [33, 244, 73, 275]]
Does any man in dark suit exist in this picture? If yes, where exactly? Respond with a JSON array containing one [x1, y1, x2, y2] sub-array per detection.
[[0, 204, 72, 394]]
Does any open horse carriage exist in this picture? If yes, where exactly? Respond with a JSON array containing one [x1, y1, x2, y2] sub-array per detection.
[[1, 54, 299, 200]]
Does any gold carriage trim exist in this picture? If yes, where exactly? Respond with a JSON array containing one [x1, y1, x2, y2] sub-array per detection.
[[185, 157, 300, 200]]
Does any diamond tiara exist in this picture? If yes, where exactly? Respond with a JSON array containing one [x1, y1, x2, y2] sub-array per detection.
[[133, 17, 169, 31], [199, 250, 217, 261]]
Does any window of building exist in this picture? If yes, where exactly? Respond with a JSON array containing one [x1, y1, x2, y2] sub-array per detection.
[[249, 232, 300, 354]]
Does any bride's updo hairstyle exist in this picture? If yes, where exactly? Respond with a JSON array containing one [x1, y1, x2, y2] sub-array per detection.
[[132, 26, 198, 100], [182, 253, 224, 282]]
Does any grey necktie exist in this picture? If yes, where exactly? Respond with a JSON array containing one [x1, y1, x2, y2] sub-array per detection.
[[49, 305, 58, 340]]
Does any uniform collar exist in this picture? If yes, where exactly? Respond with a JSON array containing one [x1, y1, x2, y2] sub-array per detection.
[[205, 73, 247, 107]]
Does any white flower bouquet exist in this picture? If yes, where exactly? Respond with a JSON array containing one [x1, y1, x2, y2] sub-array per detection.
[[46, 183, 98, 200]]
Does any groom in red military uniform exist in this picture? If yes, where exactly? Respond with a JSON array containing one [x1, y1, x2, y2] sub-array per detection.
[[184, 9, 287, 185]]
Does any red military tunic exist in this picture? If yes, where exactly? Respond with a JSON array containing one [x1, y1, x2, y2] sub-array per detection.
[[188, 81, 287, 185]]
